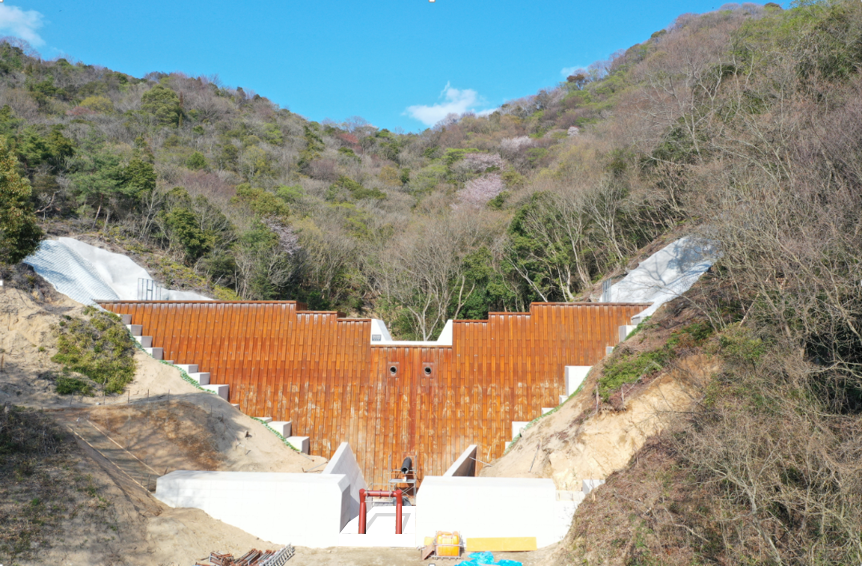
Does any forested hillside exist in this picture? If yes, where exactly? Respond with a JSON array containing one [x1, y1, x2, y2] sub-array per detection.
[[0, 3, 779, 340], [1, 0, 862, 563]]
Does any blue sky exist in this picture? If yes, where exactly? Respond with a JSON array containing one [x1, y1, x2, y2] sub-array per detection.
[[4, 1, 754, 131]]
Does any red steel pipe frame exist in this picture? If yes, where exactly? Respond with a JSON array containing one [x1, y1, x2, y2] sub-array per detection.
[[358, 489, 403, 535]]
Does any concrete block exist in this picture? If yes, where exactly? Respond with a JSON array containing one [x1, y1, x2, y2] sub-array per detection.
[[126, 324, 142, 336], [287, 436, 309, 454], [559, 395, 567, 405], [119, 314, 132, 324], [606, 346, 614, 355], [230, 403, 240, 409], [187, 372, 210, 385], [134, 335, 152, 348], [564, 366, 591, 397], [542, 407, 554, 415], [202, 384, 229, 400], [582, 479, 605, 495], [619, 324, 637, 342], [270, 421, 292, 437], [511, 421, 530, 440], [175, 364, 198, 373], [256, 416, 273, 423], [144, 347, 163, 360]]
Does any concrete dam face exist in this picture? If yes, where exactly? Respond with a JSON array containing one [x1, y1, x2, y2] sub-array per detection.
[[101, 300, 646, 487]]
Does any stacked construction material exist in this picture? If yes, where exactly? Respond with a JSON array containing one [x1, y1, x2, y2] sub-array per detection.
[[197, 544, 294, 566]]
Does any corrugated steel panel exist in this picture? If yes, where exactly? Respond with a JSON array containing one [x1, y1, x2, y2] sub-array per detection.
[[100, 300, 648, 487]]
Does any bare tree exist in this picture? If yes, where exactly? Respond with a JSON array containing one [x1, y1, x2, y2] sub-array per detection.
[[371, 212, 483, 340]]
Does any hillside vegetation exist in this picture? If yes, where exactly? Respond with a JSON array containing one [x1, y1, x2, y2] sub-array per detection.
[[0, 0, 861, 563]]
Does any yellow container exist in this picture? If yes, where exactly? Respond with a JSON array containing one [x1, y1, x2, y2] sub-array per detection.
[[436, 532, 461, 557]]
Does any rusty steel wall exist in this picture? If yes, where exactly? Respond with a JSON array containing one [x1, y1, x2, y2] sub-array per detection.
[[100, 300, 648, 487]]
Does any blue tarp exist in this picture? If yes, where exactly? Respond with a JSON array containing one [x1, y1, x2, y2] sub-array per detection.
[[457, 551, 522, 566]]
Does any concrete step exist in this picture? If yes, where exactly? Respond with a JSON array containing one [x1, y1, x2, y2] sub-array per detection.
[[126, 324, 142, 337], [270, 421, 292, 437], [542, 407, 554, 415], [256, 417, 273, 423], [187, 372, 210, 385], [286, 436, 309, 454], [564, 366, 591, 397], [511, 421, 530, 440], [619, 324, 637, 342], [134, 335, 153, 348], [119, 314, 132, 325], [175, 364, 198, 374], [202, 384, 229, 400], [144, 347, 163, 360]]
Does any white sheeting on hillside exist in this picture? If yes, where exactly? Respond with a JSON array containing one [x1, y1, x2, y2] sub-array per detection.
[[605, 236, 719, 322], [24, 237, 211, 305]]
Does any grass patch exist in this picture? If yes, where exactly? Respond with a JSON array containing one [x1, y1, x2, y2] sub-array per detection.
[[599, 321, 714, 401], [51, 307, 137, 394], [54, 375, 93, 396]]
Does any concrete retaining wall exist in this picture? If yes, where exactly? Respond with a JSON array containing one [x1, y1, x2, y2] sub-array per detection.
[[443, 445, 477, 477], [155, 471, 348, 547], [322, 442, 367, 529], [415, 476, 568, 548]]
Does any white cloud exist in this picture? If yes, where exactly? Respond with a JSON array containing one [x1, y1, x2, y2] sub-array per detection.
[[0, 5, 45, 47], [405, 82, 488, 126], [560, 65, 588, 77]]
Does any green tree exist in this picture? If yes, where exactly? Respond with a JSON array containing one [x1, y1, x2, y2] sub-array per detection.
[[164, 206, 211, 262], [68, 152, 127, 219], [232, 184, 290, 219], [141, 84, 181, 126], [16, 126, 75, 173], [79, 95, 113, 113], [0, 138, 42, 264], [123, 158, 156, 199], [186, 151, 208, 170]]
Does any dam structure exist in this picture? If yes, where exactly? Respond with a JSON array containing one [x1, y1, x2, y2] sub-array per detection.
[[100, 300, 648, 487]]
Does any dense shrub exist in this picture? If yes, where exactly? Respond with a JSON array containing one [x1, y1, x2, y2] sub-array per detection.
[[51, 308, 137, 394]]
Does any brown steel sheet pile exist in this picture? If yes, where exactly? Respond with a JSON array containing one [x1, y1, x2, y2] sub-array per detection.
[[100, 300, 647, 486]]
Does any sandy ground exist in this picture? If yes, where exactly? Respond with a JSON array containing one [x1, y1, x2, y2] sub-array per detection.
[[0, 283, 325, 474], [0, 283, 333, 565], [289, 545, 556, 566]]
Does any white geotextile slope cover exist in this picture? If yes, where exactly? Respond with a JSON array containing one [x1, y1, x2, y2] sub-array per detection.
[[24, 238, 211, 305], [606, 236, 719, 321], [24, 239, 120, 305]]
